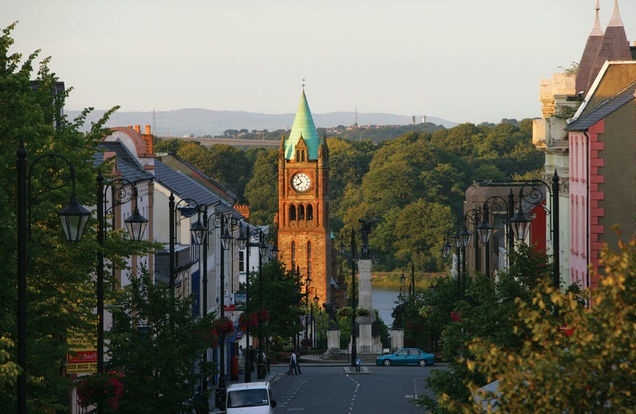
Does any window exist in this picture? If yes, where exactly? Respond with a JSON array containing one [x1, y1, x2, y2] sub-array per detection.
[[306, 204, 313, 220], [298, 204, 305, 220], [289, 205, 296, 221], [227, 389, 269, 408]]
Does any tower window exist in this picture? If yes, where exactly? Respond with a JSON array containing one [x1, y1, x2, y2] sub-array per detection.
[[298, 204, 305, 220], [289, 205, 296, 221], [291, 241, 296, 269], [306, 204, 313, 220]]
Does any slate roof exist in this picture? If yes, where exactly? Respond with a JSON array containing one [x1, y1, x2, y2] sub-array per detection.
[[95, 141, 153, 183], [566, 83, 636, 131], [284, 89, 321, 160], [154, 160, 227, 208]]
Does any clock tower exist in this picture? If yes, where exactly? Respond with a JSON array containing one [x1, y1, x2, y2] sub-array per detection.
[[277, 89, 331, 306]]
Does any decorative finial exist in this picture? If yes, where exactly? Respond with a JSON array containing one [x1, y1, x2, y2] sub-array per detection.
[[302, 77, 306, 90]]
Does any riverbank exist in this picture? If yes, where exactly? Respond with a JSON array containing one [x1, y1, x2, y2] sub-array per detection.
[[371, 271, 444, 290]]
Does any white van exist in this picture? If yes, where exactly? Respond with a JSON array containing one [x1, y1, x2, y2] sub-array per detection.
[[225, 381, 277, 414]]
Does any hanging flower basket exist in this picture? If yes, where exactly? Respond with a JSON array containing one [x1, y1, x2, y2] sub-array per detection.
[[239, 312, 258, 331], [256, 309, 270, 323], [76, 371, 124, 413], [212, 317, 234, 336]]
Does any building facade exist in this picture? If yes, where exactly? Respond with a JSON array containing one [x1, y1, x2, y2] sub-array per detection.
[[277, 89, 331, 305]]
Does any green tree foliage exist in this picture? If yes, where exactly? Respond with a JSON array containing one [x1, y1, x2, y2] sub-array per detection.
[[0, 22, 118, 412], [421, 245, 552, 413], [1, 23, 158, 412], [205, 144, 250, 200], [177, 141, 213, 173], [339, 122, 542, 273], [248, 261, 304, 340], [244, 149, 278, 225], [464, 240, 636, 412], [108, 267, 215, 414]]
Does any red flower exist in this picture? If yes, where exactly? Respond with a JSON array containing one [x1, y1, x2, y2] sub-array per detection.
[[239, 312, 258, 331], [450, 311, 462, 322], [256, 309, 270, 323], [212, 317, 234, 335], [76, 371, 124, 413]]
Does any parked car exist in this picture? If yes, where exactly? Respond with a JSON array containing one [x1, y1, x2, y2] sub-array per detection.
[[225, 381, 277, 414], [375, 347, 435, 367]]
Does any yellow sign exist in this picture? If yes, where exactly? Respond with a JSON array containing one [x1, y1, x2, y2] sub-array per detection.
[[67, 334, 97, 375]]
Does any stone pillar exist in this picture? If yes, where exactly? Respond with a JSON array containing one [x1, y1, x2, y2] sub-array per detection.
[[357, 259, 374, 316], [390, 329, 404, 351], [357, 259, 379, 352], [327, 329, 340, 351]]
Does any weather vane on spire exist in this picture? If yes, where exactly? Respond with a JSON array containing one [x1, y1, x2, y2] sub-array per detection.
[[302, 77, 306, 90]]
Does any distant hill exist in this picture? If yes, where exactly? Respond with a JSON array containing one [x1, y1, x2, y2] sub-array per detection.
[[65, 108, 456, 138]]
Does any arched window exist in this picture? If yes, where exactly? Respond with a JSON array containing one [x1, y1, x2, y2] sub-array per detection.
[[291, 241, 296, 269], [306, 204, 313, 220], [289, 204, 296, 221], [298, 204, 305, 220], [306, 241, 312, 278]]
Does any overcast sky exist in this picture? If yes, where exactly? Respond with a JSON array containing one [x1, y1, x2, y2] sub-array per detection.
[[4, 1, 635, 124]]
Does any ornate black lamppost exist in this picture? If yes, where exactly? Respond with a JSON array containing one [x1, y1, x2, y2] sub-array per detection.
[[452, 222, 472, 297], [241, 225, 270, 382], [508, 172, 560, 289], [17, 143, 91, 414], [476, 193, 513, 278], [168, 193, 204, 299], [205, 210, 242, 409], [96, 172, 148, 389], [476, 171, 560, 289], [96, 173, 148, 414], [338, 230, 357, 367]]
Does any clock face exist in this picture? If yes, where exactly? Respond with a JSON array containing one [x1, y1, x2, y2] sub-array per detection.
[[292, 172, 312, 192]]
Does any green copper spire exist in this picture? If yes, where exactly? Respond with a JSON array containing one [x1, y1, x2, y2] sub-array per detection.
[[285, 89, 320, 160]]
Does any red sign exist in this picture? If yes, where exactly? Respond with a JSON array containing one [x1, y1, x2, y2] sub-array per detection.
[[68, 350, 97, 364]]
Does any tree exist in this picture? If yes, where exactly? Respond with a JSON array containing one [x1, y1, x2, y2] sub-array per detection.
[[421, 245, 552, 413], [205, 144, 250, 200], [0, 22, 119, 412], [465, 239, 636, 412], [248, 261, 304, 341], [244, 149, 278, 225], [107, 267, 215, 414]]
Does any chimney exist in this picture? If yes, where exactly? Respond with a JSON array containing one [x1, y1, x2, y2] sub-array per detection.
[[134, 125, 140, 133], [145, 124, 151, 135]]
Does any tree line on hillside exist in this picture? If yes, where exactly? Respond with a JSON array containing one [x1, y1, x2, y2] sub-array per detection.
[[155, 118, 544, 272], [217, 121, 449, 143]]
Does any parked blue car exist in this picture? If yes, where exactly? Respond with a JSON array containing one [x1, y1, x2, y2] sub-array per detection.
[[375, 347, 435, 367]]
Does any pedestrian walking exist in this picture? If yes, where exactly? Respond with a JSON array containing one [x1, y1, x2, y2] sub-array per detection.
[[295, 350, 302, 374], [286, 351, 297, 375]]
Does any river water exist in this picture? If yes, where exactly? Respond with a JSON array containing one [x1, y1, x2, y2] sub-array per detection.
[[371, 288, 400, 327]]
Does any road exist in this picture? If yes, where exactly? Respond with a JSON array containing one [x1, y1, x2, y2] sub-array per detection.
[[266, 364, 436, 413]]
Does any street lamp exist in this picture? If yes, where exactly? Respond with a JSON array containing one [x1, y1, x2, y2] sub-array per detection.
[[304, 275, 312, 345], [17, 143, 90, 414], [241, 225, 272, 383], [509, 172, 561, 289], [96, 171, 148, 380], [256, 231, 268, 379], [476, 192, 515, 278], [190, 203, 226, 412], [312, 294, 319, 348], [206, 210, 242, 409], [476, 171, 560, 289], [453, 222, 472, 296], [168, 193, 205, 299], [338, 231, 357, 368]]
